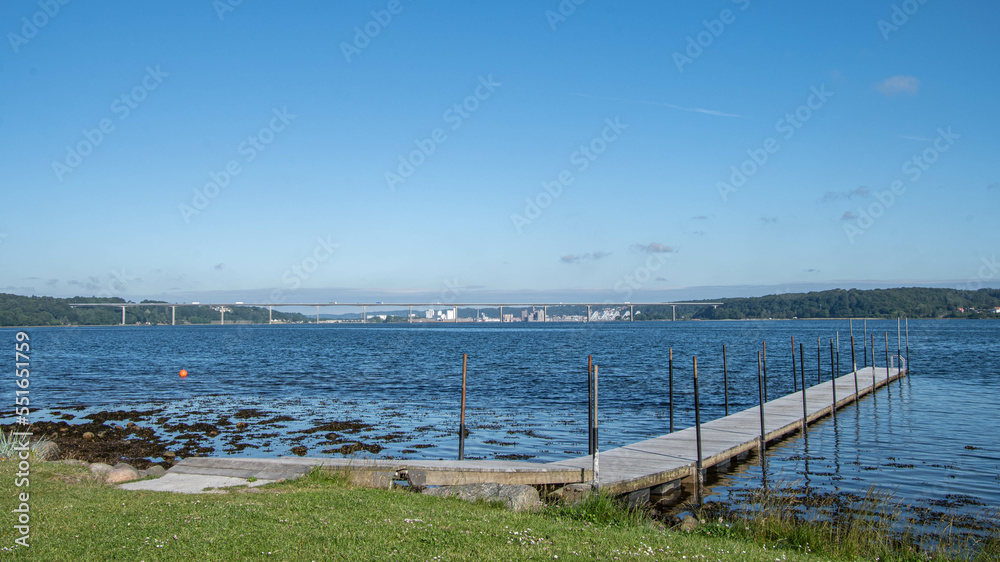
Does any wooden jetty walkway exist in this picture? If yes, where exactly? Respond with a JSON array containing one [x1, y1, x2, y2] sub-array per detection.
[[157, 363, 907, 499]]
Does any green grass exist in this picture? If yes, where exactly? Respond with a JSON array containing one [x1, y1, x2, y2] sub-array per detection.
[[0, 460, 832, 561]]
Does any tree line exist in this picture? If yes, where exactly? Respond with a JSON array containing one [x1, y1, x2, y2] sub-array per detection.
[[0, 294, 307, 327]]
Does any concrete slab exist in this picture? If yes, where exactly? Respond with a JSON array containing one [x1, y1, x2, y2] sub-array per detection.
[[119, 473, 277, 494]]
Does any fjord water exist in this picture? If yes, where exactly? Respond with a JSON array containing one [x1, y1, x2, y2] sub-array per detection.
[[7, 320, 999, 527]]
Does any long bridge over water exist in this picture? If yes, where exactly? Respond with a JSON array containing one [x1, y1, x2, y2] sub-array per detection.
[[71, 301, 724, 325]]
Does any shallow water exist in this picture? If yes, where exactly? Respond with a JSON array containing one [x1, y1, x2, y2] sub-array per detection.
[[4, 320, 998, 535]]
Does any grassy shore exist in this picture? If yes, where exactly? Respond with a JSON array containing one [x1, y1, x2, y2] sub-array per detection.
[[0, 460, 994, 561]]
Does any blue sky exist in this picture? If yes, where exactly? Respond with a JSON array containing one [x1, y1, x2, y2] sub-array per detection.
[[2, 0, 998, 303]]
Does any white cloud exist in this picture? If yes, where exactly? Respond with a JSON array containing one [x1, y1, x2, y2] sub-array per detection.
[[876, 75, 920, 96]]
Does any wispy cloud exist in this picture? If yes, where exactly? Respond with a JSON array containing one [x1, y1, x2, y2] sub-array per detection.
[[988, 182, 1000, 191], [692, 215, 708, 220], [819, 186, 870, 203], [899, 135, 931, 142], [560, 251, 611, 264], [662, 103, 743, 118], [570, 93, 742, 118], [655, 276, 668, 282], [876, 75, 920, 96], [213, 263, 226, 271], [630, 242, 675, 254], [804, 268, 820, 273], [842, 211, 858, 221], [761, 216, 778, 224]]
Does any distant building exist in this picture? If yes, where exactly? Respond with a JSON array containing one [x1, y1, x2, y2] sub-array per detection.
[[503, 314, 514, 322], [425, 309, 435, 319], [445, 309, 456, 320], [993, 307, 1000, 314]]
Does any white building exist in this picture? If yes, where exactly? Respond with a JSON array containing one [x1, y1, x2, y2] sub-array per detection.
[[445, 309, 456, 320], [425, 309, 435, 319]]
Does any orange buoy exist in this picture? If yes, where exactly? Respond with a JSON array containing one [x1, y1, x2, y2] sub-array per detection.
[[179, 369, 188, 378]]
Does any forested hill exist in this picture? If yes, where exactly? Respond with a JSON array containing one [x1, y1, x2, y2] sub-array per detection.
[[0, 294, 308, 327], [689, 288, 1000, 320]]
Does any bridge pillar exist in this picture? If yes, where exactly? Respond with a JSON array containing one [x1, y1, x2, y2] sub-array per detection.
[[171, 306, 175, 325], [121, 306, 125, 325]]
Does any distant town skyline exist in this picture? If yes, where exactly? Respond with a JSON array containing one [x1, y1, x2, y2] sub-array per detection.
[[2, 2, 998, 300]]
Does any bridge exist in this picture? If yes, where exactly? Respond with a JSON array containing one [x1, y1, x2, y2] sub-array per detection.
[[69, 301, 724, 325]]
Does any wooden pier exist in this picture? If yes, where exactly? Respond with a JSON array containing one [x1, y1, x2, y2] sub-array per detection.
[[159, 363, 906, 500]]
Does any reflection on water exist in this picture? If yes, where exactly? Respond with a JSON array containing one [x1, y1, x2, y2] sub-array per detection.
[[4, 319, 998, 539]]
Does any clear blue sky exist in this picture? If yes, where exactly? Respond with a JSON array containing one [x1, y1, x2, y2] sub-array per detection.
[[2, 0, 998, 303]]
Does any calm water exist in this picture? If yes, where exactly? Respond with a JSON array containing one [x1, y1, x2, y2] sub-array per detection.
[[4, 320, 998, 536]]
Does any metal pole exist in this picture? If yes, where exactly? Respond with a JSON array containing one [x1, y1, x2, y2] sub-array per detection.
[[723, 344, 729, 417], [693, 356, 703, 507], [863, 319, 868, 368], [836, 331, 841, 379], [791, 335, 798, 392], [668, 348, 674, 433], [800, 343, 807, 432], [586, 305, 590, 322], [897, 318, 902, 378], [830, 339, 837, 418], [851, 335, 859, 398], [587, 355, 593, 456], [905, 317, 910, 372], [762, 340, 768, 402], [459, 354, 467, 460], [885, 331, 890, 385], [871, 333, 877, 393], [757, 351, 766, 455], [594, 365, 601, 488]]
